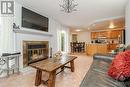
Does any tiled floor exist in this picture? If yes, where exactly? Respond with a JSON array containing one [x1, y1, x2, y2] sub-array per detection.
[[0, 54, 93, 87]]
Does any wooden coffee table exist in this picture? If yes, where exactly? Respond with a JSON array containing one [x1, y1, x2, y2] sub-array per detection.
[[30, 55, 77, 87]]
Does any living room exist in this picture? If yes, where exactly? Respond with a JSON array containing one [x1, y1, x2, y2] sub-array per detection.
[[0, 0, 130, 87]]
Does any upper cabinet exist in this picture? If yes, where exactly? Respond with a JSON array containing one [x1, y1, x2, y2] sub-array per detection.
[[106, 30, 123, 39], [111, 30, 122, 38], [91, 32, 97, 39], [91, 31, 107, 39], [91, 30, 123, 39]]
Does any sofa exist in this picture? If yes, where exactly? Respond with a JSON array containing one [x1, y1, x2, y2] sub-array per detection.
[[80, 53, 130, 87]]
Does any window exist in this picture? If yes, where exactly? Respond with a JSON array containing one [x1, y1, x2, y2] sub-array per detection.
[[72, 34, 77, 42], [61, 31, 65, 51]]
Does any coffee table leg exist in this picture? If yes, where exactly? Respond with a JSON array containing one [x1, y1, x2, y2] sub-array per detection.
[[70, 60, 74, 72], [48, 71, 56, 87], [61, 66, 64, 71], [35, 69, 42, 86]]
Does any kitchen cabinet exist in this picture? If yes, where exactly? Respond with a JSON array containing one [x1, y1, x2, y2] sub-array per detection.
[[86, 44, 97, 56], [108, 44, 118, 51], [86, 44, 118, 56], [91, 29, 123, 39], [86, 44, 108, 56], [91, 32, 97, 39], [91, 31, 107, 39], [99, 31, 107, 37], [107, 30, 122, 39]]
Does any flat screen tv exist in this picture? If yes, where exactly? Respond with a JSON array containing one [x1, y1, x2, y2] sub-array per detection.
[[22, 7, 48, 32]]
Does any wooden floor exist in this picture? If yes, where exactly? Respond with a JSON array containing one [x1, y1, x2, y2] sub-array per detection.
[[0, 54, 93, 87]]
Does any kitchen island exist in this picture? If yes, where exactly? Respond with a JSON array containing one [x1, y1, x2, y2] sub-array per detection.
[[86, 43, 118, 56]]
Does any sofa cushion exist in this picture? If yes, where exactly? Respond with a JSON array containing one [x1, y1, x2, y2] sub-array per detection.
[[80, 59, 126, 87], [93, 53, 115, 61]]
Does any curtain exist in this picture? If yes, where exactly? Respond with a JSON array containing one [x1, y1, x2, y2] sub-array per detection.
[[57, 25, 69, 53]]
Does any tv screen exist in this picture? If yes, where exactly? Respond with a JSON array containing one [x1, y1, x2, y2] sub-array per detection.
[[22, 7, 48, 32]]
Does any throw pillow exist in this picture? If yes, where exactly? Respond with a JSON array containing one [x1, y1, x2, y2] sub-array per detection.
[[108, 50, 130, 81]]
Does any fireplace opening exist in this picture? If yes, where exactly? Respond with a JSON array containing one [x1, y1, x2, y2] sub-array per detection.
[[23, 41, 49, 67]]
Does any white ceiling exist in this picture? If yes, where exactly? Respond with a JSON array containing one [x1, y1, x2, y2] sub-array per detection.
[[17, 0, 128, 29]]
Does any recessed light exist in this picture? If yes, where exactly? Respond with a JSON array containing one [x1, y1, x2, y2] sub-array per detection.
[[76, 29, 81, 32], [109, 21, 115, 29]]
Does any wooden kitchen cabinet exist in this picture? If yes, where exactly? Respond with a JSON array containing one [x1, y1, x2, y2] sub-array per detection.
[[91, 32, 97, 39], [108, 30, 122, 39], [86, 44, 118, 56], [91, 30, 123, 39], [91, 31, 107, 39], [86, 44, 108, 56], [96, 44, 108, 54], [99, 31, 107, 37], [86, 44, 97, 56], [108, 44, 118, 51]]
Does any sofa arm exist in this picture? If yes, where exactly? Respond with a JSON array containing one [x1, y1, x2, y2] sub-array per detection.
[[93, 53, 115, 61]]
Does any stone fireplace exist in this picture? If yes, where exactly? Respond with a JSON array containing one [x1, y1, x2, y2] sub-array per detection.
[[23, 41, 49, 67]]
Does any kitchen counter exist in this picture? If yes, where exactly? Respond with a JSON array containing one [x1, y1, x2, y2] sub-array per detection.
[[86, 43, 118, 56]]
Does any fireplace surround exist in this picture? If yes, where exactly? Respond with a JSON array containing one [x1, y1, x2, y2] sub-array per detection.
[[23, 41, 49, 67]]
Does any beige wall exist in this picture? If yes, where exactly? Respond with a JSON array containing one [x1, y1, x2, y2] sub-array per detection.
[[77, 31, 91, 42], [70, 31, 91, 43]]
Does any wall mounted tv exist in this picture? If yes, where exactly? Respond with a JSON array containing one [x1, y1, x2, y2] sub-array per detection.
[[22, 7, 48, 32]]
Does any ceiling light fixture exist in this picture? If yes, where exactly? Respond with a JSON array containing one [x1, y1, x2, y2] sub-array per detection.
[[60, 0, 78, 13], [109, 21, 115, 29], [76, 29, 80, 32]]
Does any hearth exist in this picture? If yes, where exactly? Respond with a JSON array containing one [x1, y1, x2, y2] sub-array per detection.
[[23, 41, 49, 67]]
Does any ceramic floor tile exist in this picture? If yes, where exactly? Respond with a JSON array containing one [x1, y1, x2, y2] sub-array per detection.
[[0, 54, 93, 87]]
